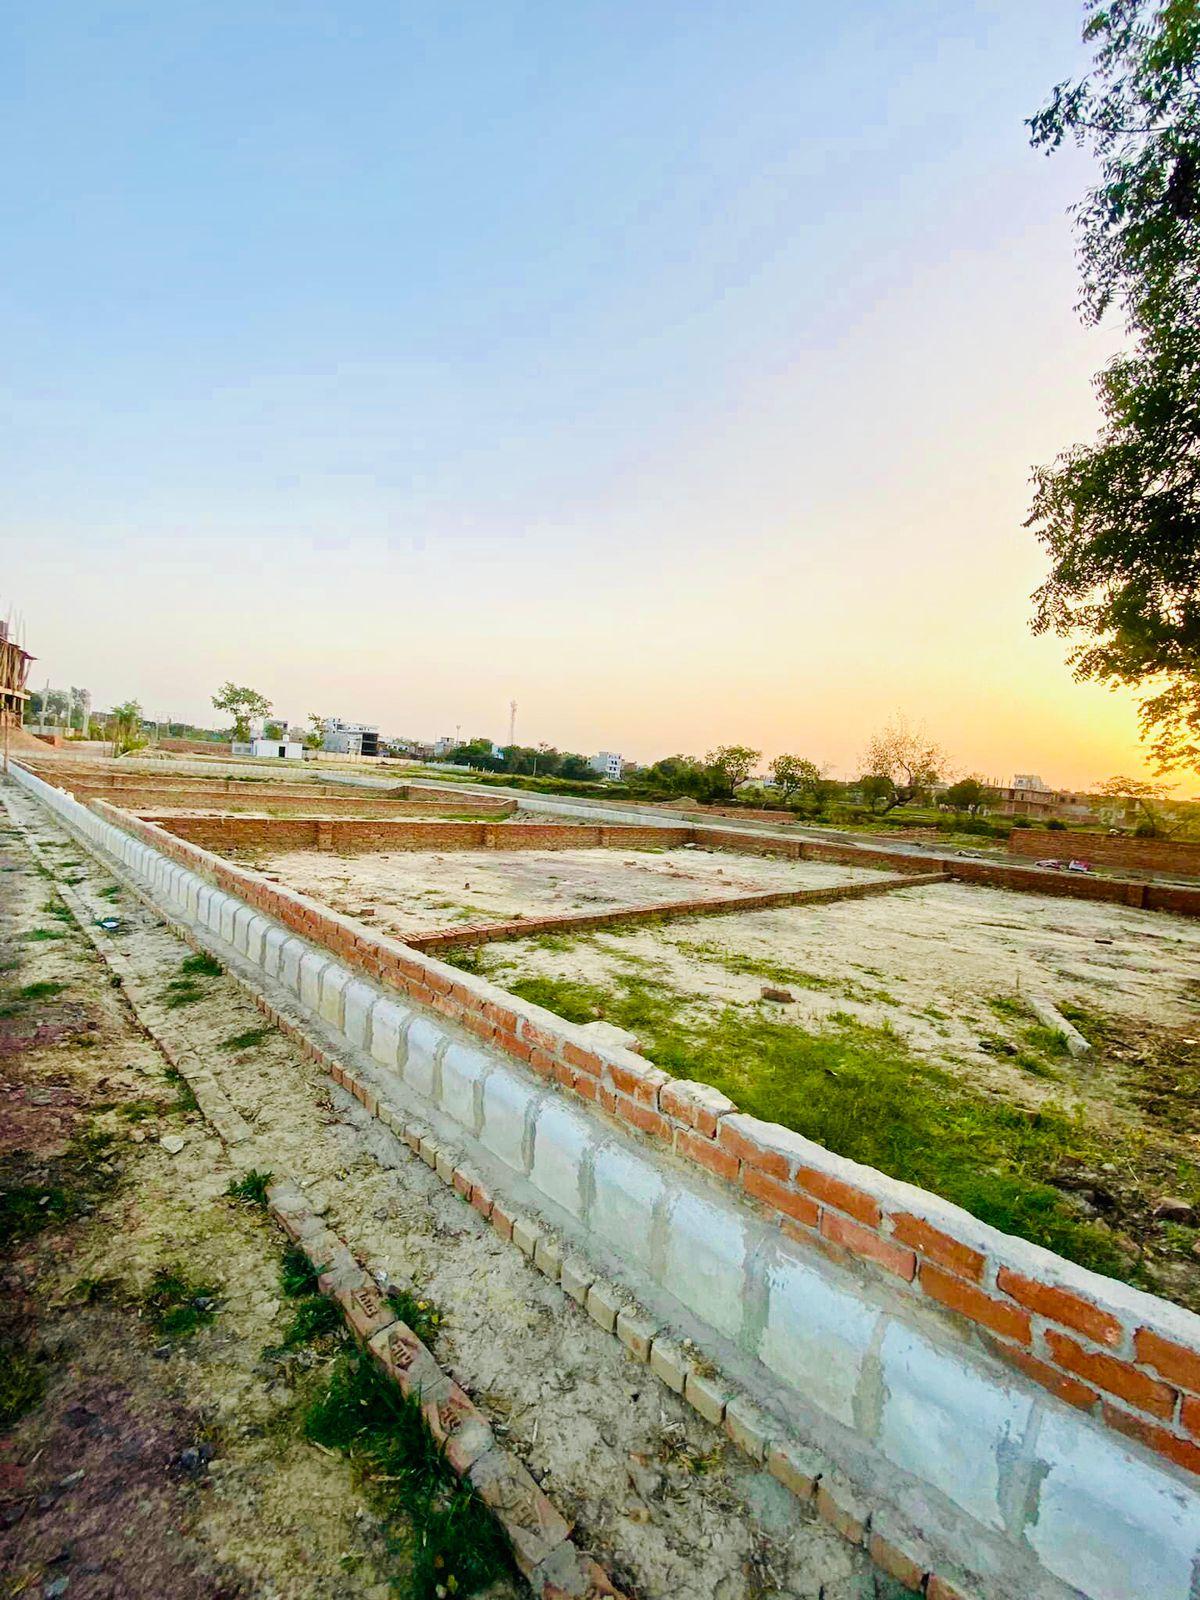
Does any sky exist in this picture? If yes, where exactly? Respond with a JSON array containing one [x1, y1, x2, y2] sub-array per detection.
[[0, 1, 1155, 787]]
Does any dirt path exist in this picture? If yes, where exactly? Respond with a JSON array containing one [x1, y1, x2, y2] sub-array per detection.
[[1, 781, 883, 1600]]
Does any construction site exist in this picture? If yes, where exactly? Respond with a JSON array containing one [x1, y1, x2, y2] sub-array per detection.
[[2, 742, 1199, 1600]]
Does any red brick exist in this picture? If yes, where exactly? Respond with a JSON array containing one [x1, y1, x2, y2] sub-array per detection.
[[1183, 1394, 1200, 1442], [717, 1122, 790, 1179], [867, 1531, 925, 1592], [614, 1096, 669, 1140], [742, 1167, 820, 1229], [608, 1060, 655, 1100], [490, 1204, 513, 1242], [992, 1343, 1098, 1411], [890, 1214, 984, 1282], [470, 1183, 493, 1219], [573, 1075, 599, 1103], [1101, 1403, 1200, 1476], [552, 1061, 575, 1090], [563, 1041, 605, 1078], [926, 1578, 969, 1600], [996, 1270, 1124, 1347], [528, 1048, 555, 1079], [676, 1129, 740, 1182], [1044, 1330, 1176, 1418], [793, 1166, 881, 1227], [452, 1168, 472, 1199], [920, 1264, 1031, 1345], [821, 1212, 916, 1281], [1134, 1327, 1200, 1394]]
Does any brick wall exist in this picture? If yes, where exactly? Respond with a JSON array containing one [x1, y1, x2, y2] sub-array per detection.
[[152, 815, 690, 854], [78, 791, 1200, 1485], [1010, 829, 1200, 878]]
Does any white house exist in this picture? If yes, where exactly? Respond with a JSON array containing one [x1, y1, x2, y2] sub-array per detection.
[[231, 736, 304, 760], [589, 751, 623, 780]]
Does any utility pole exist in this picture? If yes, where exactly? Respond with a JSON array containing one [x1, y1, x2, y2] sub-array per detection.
[[509, 700, 517, 746]]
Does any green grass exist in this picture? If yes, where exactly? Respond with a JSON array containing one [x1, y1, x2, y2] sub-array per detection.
[[219, 1026, 273, 1051], [0, 1345, 45, 1430], [226, 1169, 274, 1207], [303, 1347, 509, 1600], [387, 1287, 444, 1349], [138, 1265, 220, 1338], [18, 980, 65, 1001], [161, 979, 206, 1009], [673, 940, 897, 1004], [180, 951, 223, 977], [23, 927, 67, 942], [502, 970, 1132, 1281], [271, 1244, 343, 1350], [0, 1126, 121, 1247], [98, 884, 121, 900]]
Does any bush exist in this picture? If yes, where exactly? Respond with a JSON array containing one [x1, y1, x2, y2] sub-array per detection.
[[1012, 816, 1033, 828], [1045, 819, 1067, 831], [1134, 819, 1159, 838]]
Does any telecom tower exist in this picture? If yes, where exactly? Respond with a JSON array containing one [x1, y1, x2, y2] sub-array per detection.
[[509, 700, 517, 746]]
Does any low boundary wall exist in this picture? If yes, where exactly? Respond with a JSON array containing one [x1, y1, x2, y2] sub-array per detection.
[[1010, 829, 1200, 879], [10, 761, 1200, 1600]]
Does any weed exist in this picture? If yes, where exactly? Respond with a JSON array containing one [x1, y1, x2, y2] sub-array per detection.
[[98, 884, 121, 901], [180, 951, 223, 977], [387, 1286, 444, 1349], [304, 1348, 509, 1600], [138, 1265, 220, 1338], [0, 1125, 120, 1246], [281, 1242, 322, 1298], [220, 1026, 273, 1051], [226, 1169, 274, 1208], [271, 1244, 341, 1349], [161, 1063, 199, 1110], [41, 899, 72, 921], [24, 928, 66, 942], [0, 1344, 45, 1429], [161, 979, 205, 1009], [116, 1098, 165, 1123], [18, 980, 65, 1001], [436, 946, 484, 974]]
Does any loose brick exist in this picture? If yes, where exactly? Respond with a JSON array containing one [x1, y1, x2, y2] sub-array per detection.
[[586, 1279, 625, 1334], [1134, 1326, 1200, 1393], [1101, 1402, 1200, 1476], [468, 1448, 572, 1577], [741, 1166, 820, 1229], [559, 1255, 594, 1305], [336, 1278, 397, 1342], [676, 1128, 740, 1182], [1044, 1330, 1176, 1418], [820, 1211, 915, 1281], [920, 1264, 1031, 1345], [925, 1577, 969, 1600], [470, 1181, 494, 1220], [996, 1269, 1123, 1347], [490, 1203, 514, 1242], [649, 1336, 689, 1394], [534, 1236, 563, 1281], [615, 1305, 656, 1362], [683, 1370, 731, 1425], [792, 1166, 880, 1227], [368, 1323, 452, 1404], [512, 1218, 540, 1258], [889, 1214, 985, 1282], [422, 1384, 495, 1475], [723, 1393, 774, 1461]]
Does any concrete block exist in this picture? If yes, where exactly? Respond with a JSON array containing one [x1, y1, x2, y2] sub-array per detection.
[[262, 925, 288, 979], [590, 1142, 662, 1272], [1027, 1409, 1200, 1600], [244, 913, 269, 966], [684, 1369, 731, 1425], [758, 1253, 877, 1428], [661, 1188, 747, 1343], [723, 1393, 774, 1461], [370, 998, 410, 1072], [481, 1069, 537, 1175], [317, 962, 349, 1027], [404, 1015, 442, 1099], [342, 979, 376, 1049], [615, 1305, 656, 1363], [219, 894, 238, 944], [559, 1255, 595, 1306], [649, 1336, 689, 1394], [440, 1040, 488, 1135], [530, 1098, 592, 1221], [876, 1322, 1031, 1534], [279, 936, 305, 996], [298, 948, 328, 1011], [586, 1279, 625, 1334]]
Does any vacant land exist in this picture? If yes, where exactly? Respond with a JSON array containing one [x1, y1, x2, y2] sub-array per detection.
[[1, 783, 879, 1600], [440, 878, 1200, 1309], [244, 843, 885, 937]]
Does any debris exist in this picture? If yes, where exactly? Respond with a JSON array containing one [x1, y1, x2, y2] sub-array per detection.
[[1067, 859, 1093, 873], [160, 1133, 186, 1155], [95, 916, 121, 931], [1153, 1197, 1196, 1225], [1028, 994, 1092, 1058], [760, 986, 794, 1004]]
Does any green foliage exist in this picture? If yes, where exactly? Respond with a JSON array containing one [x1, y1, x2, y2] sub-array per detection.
[[861, 717, 945, 809], [0, 1345, 45, 1430], [225, 1169, 274, 1207], [387, 1287, 444, 1349], [18, 980, 65, 1000], [211, 681, 273, 742], [303, 1348, 509, 1600], [702, 744, 761, 800], [139, 1265, 220, 1337], [1028, 1, 1200, 770], [180, 951, 222, 976], [220, 1025, 273, 1051], [0, 1125, 120, 1246], [108, 699, 147, 755], [943, 777, 995, 816]]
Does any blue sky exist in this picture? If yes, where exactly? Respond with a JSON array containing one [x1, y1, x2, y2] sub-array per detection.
[[4, 2, 1139, 784]]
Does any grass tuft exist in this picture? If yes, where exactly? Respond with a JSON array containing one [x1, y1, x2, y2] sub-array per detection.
[[139, 1264, 221, 1338], [220, 1026, 273, 1051], [226, 1169, 274, 1208], [387, 1286, 444, 1349], [0, 1345, 46, 1430]]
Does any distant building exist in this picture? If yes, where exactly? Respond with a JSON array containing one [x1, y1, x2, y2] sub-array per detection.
[[432, 735, 457, 758], [322, 717, 379, 757], [589, 751, 624, 780], [232, 736, 304, 760], [0, 621, 33, 730], [993, 776, 1094, 821]]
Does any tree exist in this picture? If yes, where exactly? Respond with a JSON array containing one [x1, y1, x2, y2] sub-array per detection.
[[304, 712, 325, 751], [769, 753, 826, 804], [943, 777, 994, 817], [859, 774, 899, 815], [559, 752, 594, 781], [1027, 1, 1200, 771], [109, 699, 146, 755], [69, 686, 90, 733], [703, 745, 761, 801], [211, 682, 272, 742], [1096, 774, 1179, 834], [861, 718, 945, 809]]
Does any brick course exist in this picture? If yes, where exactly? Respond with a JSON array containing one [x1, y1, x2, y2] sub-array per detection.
[[1010, 828, 1200, 878]]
